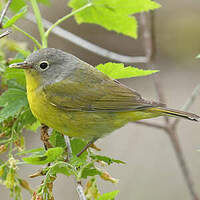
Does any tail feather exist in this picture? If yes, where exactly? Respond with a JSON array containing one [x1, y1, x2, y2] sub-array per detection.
[[148, 107, 200, 122]]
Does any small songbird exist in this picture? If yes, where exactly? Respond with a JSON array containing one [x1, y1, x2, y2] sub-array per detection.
[[10, 48, 199, 154]]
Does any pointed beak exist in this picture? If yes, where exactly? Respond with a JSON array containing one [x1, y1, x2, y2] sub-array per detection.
[[9, 61, 33, 69]]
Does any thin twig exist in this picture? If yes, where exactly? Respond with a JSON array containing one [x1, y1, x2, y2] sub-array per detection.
[[140, 12, 152, 62], [172, 83, 200, 129], [25, 12, 148, 63], [64, 135, 72, 161], [134, 121, 166, 130], [0, 29, 11, 39], [141, 12, 199, 200], [76, 181, 87, 200], [0, 0, 12, 28], [45, 3, 92, 38], [166, 128, 199, 200], [64, 136, 87, 200], [12, 24, 42, 48], [140, 12, 169, 124]]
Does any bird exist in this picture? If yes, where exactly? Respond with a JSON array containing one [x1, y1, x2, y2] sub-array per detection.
[[9, 48, 199, 156]]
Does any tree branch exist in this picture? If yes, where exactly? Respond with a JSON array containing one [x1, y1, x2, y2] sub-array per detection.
[[0, 29, 11, 39], [25, 12, 148, 63], [76, 181, 87, 200], [140, 12, 199, 200], [64, 136, 87, 200], [134, 121, 166, 130], [0, 0, 12, 28], [172, 83, 200, 129], [166, 128, 199, 200]]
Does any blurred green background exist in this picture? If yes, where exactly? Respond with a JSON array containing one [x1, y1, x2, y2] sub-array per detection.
[[1, 0, 200, 199]]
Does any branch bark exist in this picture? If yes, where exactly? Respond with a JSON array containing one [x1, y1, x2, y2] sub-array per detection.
[[140, 12, 199, 200], [0, 29, 11, 39], [0, 0, 12, 28], [25, 12, 148, 63], [64, 136, 87, 200]]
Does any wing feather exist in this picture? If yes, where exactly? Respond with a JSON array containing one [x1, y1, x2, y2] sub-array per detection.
[[43, 62, 162, 112]]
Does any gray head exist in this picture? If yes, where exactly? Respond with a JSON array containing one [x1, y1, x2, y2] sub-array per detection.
[[9, 48, 84, 84]]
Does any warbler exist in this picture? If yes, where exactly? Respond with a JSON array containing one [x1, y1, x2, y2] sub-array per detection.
[[9, 48, 199, 153]]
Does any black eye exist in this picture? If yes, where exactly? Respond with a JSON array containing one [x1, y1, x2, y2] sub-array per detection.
[[39, 61, 49, 70]]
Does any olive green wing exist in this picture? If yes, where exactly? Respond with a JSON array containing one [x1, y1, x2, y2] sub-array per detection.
[[43, 63, 160, 112]]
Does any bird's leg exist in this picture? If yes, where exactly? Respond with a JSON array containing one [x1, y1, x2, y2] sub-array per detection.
[[77, 137, 99, 157]]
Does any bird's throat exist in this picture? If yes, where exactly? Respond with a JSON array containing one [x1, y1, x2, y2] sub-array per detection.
[[24, 70, 43, 93]]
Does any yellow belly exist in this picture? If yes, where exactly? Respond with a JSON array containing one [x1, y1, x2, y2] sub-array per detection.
[[25, 68, 160, 139], [27, 88, 159, 139]]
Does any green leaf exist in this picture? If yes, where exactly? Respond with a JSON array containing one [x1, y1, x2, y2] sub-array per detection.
[[90, 154, 125, 165], [196, 54, 200, 59], [69, 139, 88, 168], [37, 0, 51, 5], [85, 178, 100, 199], [0, 88, 28, 122], [49, 161, 74, 177], [71, 138, 88, 159], [4, 68, 26, 87], [96, 62, 159, 79], [97, 190, 120, 200], [26, 120, 41, 131], [10, 0, 26, 13], [3, 6, 27, 28], [18, 108, 37, 128], [81, 163, 101, 179], [49, 130, 66, 148], [23, 147, 64, 165], [17, 147, 44, 155], [68, 0, 160, 38], [7, 80, 25, 90]]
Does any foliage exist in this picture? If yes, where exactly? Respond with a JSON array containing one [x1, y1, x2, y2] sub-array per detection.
[[0, 0, 160, 199], [96, 62, 158, 79], [69, 0, 160, 38]]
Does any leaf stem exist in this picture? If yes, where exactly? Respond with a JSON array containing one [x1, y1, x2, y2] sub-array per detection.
[[30, 0, 47, 48], [45, 2, 92, 38], [12, 24, 42, 48]]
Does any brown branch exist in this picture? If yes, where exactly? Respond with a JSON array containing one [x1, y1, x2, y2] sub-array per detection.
[[0, 0, 12, 28], [0, 29, 11, 39], [140, 12, 199, 200], [134, 121, 166, 130], [166, 128, 199, 200], [25, 12, 148, 64], [141, 12, 169, 124], [40, 125, 52, 150], [172, 83, 200, 129]]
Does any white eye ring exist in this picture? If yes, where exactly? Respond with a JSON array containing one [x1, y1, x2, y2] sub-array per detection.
[[39, 61, 49, 71]]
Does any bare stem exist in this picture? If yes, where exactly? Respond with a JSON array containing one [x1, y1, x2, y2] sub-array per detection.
[[166, 128, 199, 200], [45, 3, 92, 38], [172, 83, 200, 129], [0, 29, 11, 39], [76, 181, 86, 200], [25, 12, 148, 63], [12, 24, 42, 48], [30, 0, 47, 48], [141, 12, 199, 200], [64, 136, 87, 200], [134, 121, 166, 130], [0, 0, 12, 28], [64, 135, 72, 161]]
